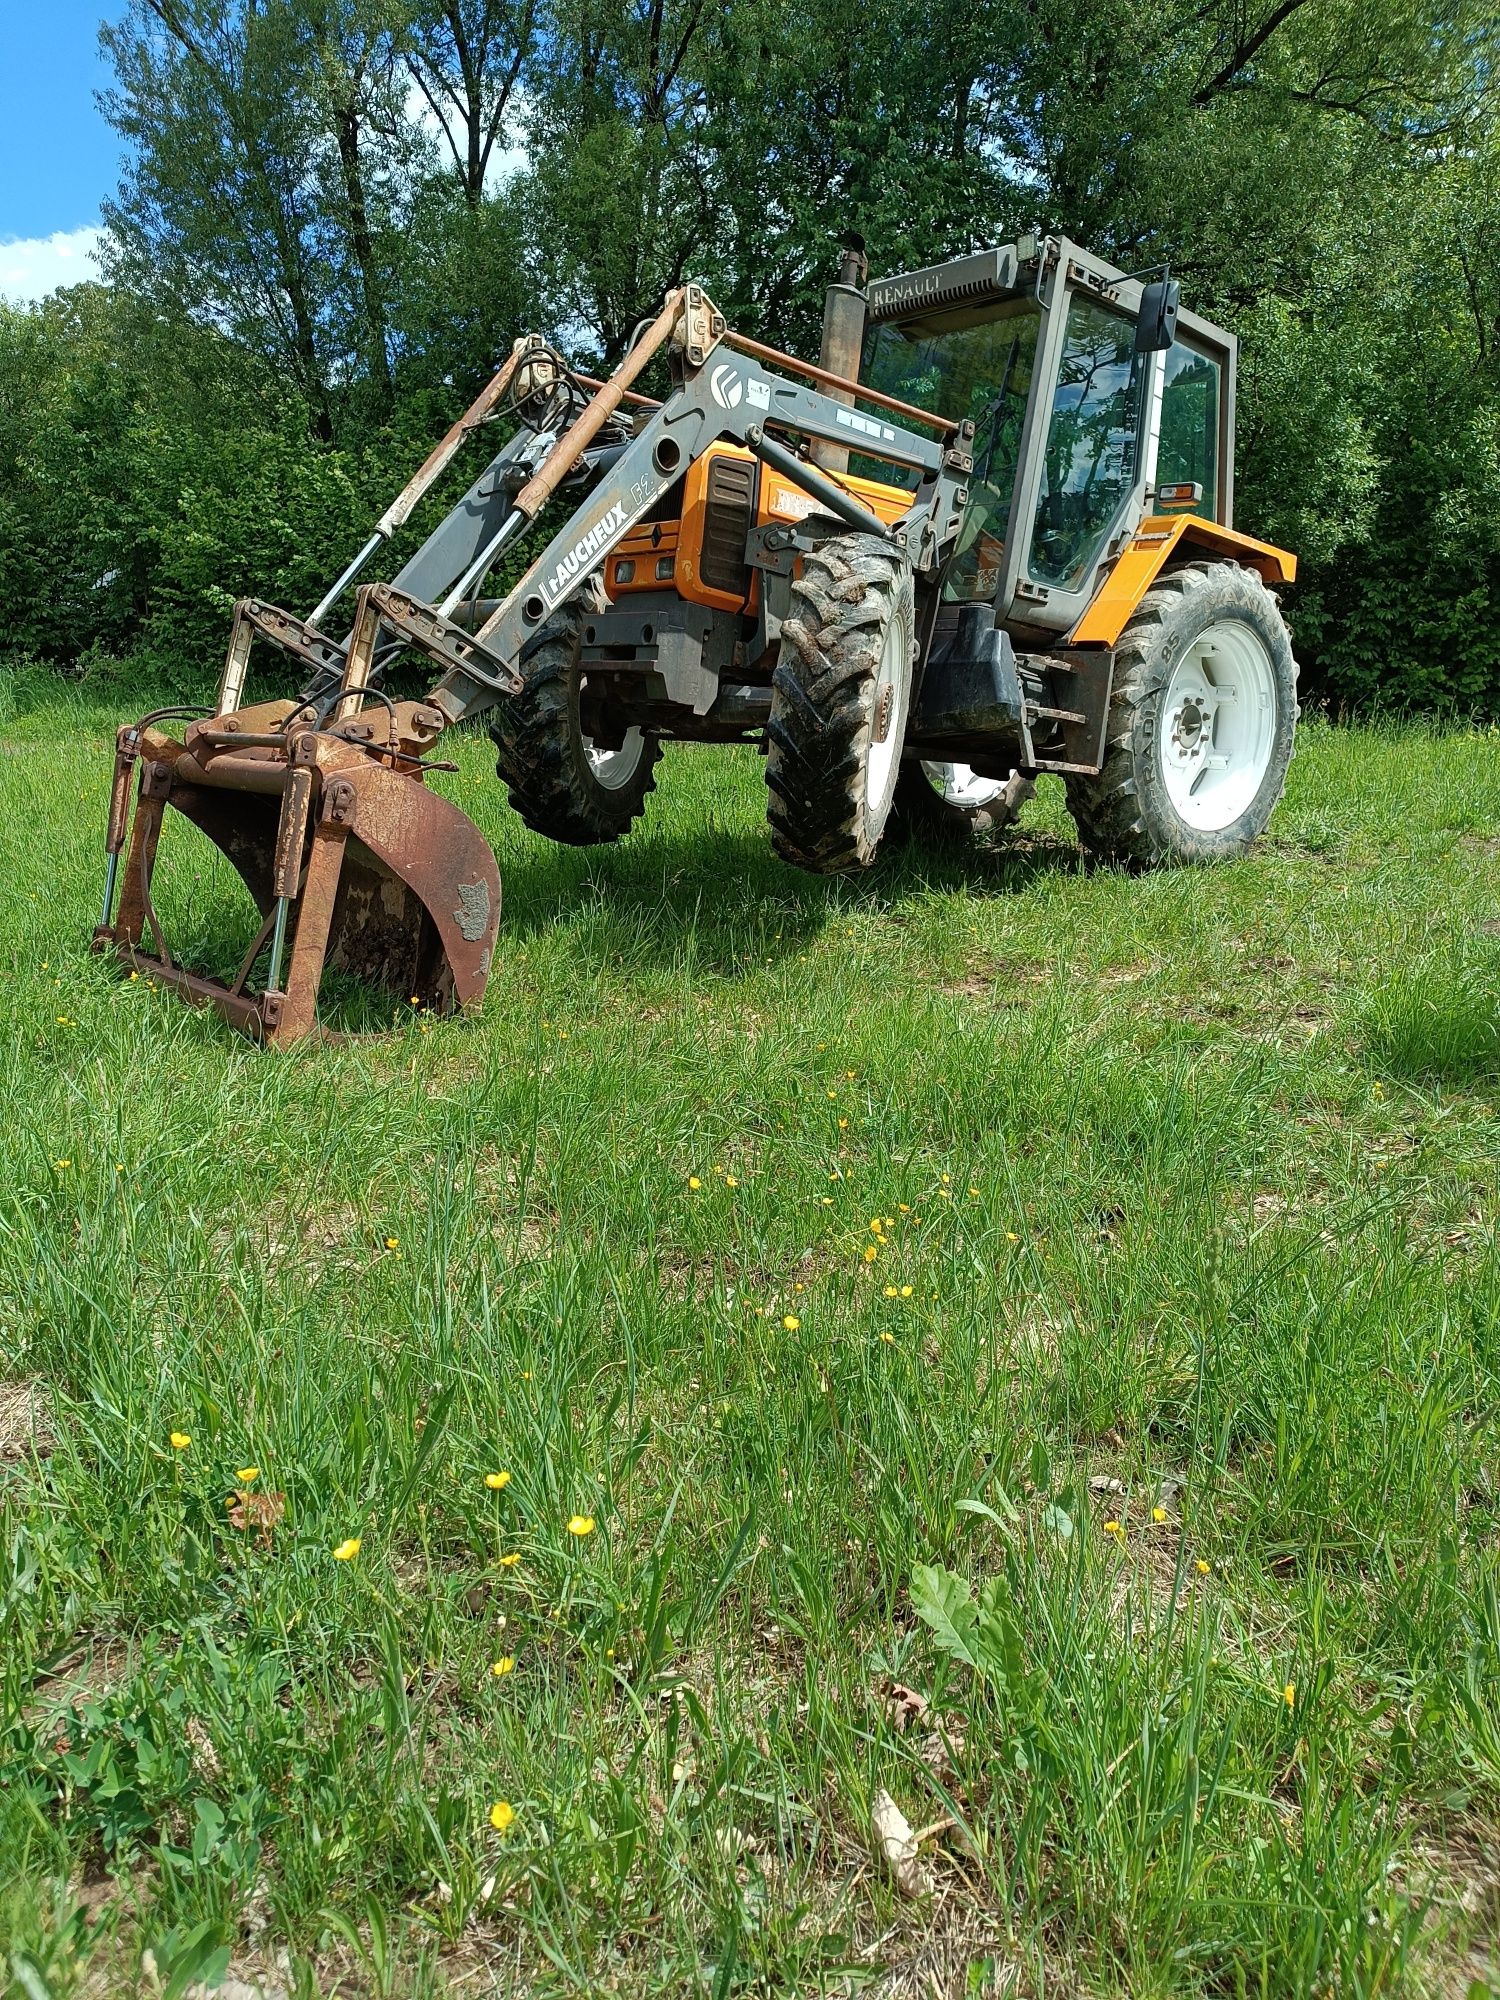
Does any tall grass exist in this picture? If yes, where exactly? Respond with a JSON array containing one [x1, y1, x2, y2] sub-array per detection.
[[1, 692, 1498, 1995]]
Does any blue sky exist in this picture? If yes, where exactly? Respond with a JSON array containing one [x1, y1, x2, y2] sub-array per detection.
[[0, 2, 128, 298]]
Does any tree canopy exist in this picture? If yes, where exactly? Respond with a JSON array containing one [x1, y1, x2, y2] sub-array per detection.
[[2, 0, 1497, 710]]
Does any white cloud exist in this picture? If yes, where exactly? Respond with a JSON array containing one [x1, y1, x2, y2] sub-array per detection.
[[0, 227, 106, 303]]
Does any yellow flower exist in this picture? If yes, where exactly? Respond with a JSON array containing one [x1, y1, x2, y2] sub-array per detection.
[[883, 1286, 898, 1298], [489, 1800, 515, 1833], [688, 1176, 702, 1190], [485, 1470, 512, 1491], [783, 1314, 800, 1331], [566, 1515, 595, 1537], [1283, 1682, 1296, 1708], [725, 1175, 739, 1188], [332, 1537, 362, 1561], [499, 1552, 522, 1567], [491, 1656, 515, 1677], [1152, 1506, 1167, 1523], [838, 1116, 849, 1129], [968, 1186, 980, 1197], [900, 1285, 913, 1298], [170, 1431, 191, 1451], [236, 1466, 260, 1485], [1103, 1519, 1123, 1539], [870, 1219, 882, 1233], [1195, 1558, 1211, 1575], [55, 1159, 72, 1171], [898, 1203, 911, 1213], [1006, 1231, 1020, 1243], [880, 1331, 895, 1344], [384, 1236, 399, 1249], [862, 1245, 878, 1263]]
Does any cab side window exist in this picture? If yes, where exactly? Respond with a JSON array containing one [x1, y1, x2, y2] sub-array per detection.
[[1028, 295, 1146, 592], [1157, 342, 1222, 519]]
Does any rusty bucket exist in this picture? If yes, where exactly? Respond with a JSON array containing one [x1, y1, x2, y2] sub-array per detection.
[[93, 695, 501, 1048]]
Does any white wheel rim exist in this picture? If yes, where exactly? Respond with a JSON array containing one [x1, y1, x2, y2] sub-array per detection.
[[1158, 619, 1278, 832], [866, 609, 912, 822], [583, 726, 646, 792], [920, 761, 1007, 811]]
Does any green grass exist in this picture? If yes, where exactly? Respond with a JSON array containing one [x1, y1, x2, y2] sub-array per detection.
[[2, 681, 1500, 1997]]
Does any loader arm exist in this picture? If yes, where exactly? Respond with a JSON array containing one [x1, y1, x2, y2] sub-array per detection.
[[390, 330, 966, 728]]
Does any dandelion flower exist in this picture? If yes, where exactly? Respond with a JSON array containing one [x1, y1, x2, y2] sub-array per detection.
[[566, 1515, 596, 1537], [499, 1552, 522, 1568], [1152, 1506, 1167, 1523], [491, 1657, 515, 1677], [485, 1470, 512, 1491], [1103, 1519, 1123, 1539], [1283, 1682, 1296, 1708], [333, 1537, 362, 1561], [170, 1431, 191, 1451], [489, 1800, 515, 1833], [1195, 1558, 1211, 1575], [688, 1176, 702, 1190], [783, 1314, 800, 1331], [236, 1466, 260, 1485]]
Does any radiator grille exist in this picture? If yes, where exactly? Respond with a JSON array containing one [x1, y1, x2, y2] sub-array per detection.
[[699, 456, 756, 598]]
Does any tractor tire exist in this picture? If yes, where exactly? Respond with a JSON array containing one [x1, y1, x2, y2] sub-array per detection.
[[490, 599, 660, 846], [1064, 560, 1298, 867], [765, 531, 916, 873], [890, 761, 1035, 843]]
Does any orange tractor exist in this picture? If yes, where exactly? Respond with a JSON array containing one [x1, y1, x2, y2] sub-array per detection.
[[95, 236, 1298, 1043]]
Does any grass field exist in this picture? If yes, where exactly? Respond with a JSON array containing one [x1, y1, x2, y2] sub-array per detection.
[[2, 676, 1499, 1998]]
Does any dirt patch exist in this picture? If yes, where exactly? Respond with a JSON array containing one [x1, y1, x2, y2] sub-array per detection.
[[0, 1376, 56, 1460]]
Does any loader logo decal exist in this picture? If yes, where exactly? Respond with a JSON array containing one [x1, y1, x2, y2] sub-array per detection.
[[710, 365, 744, 410], [541, 501, 628, 607], [453, 878, 492, 943]]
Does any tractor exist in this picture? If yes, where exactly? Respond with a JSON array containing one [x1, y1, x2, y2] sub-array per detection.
[[95, 234, 1298, 1044]]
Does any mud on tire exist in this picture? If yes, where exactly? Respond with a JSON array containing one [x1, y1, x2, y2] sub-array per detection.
[[489, 598, 660, 845], [765, 531, 916, 874], [1064, 559, 1299, 868]]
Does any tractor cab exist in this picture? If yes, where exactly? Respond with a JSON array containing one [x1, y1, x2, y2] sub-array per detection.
[[858, 239, 1236, 640]]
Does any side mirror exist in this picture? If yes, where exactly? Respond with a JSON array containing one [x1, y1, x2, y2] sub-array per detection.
[[1134, 277, 1180, 355]]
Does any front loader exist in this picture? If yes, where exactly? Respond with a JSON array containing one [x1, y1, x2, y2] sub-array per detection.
[[95, 236, 1299, 1045]]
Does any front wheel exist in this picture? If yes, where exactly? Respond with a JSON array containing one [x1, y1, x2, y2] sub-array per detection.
[[1065, 560, 1298, 867], [490, 599, 660, 845], [765, 531, 915, 873]]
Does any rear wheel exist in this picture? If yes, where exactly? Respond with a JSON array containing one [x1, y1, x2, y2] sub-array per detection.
[[891, 760, 1035, 841], [765, 532, 915, 873], [490, 599, 660, 845], [1065, 560, 1298, 866]]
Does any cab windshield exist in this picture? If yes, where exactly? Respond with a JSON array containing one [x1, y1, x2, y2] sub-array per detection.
[[860, 302, 1040, 603]]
